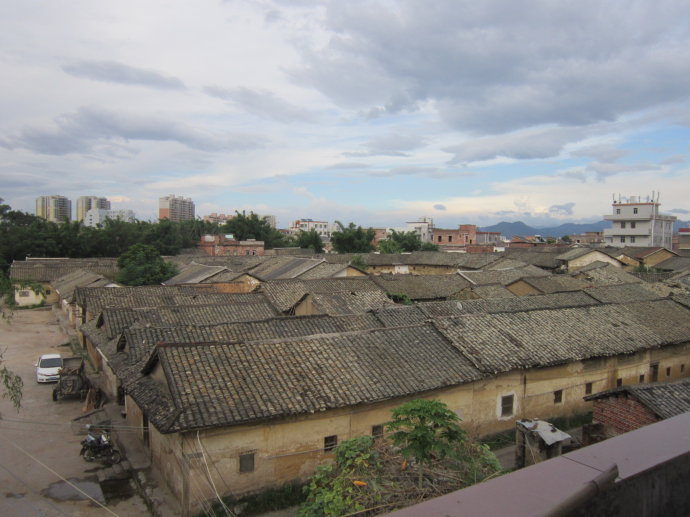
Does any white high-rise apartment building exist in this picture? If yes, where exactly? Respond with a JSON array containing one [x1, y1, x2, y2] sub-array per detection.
[[603, 193, 676, 248], [36, 195, 71, 223], [83, 209, 136, 227], [76, 196, 110, 222], [159, 195, 195, 222]]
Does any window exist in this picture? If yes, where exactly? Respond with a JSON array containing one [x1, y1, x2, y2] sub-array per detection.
[[633, 207, 638, 214], [681, 364, 686, 373], [438, 236, 442, 242], [554, 390, 563, 404], [650, 363, 659, 382], [620, 236, 625, 243], [631, 222, 636, 229], [239, 451, 255, 473], [19, 290, 30, 297], [324, 435, 338, 452], [585, 382, 593, 395], [372, 425, 384, 440], [45, 289, 51, 295], [639, 374, 645, 383], [500, 395, 514, 418], [616, 208, 621, 214], [616, 378, 623, 387], [630, 236, 636, 243], [448, 236, 452, 242], [666, 367, 671, 377], [621, 221, 626, 229]]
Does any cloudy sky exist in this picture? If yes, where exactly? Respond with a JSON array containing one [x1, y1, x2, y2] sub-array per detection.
[[2, 0, 690, 228]]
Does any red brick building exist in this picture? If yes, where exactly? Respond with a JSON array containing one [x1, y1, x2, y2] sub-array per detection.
[[198, 235, 265, 256], [584, 379, 690, 441]]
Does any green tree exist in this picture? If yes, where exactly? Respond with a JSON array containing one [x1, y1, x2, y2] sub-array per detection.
[[330, 222, 375, 253], [0, 349, 23, 411], [386, 399, 465, 487], [377, 230, 424, 253], [561, 235, 572, 243], [297, 229, 324, 253], [420, 242, 440, 251], [222, 211, 289, 249], [350, 255, 368, 271], [116, 244, 179, 286]]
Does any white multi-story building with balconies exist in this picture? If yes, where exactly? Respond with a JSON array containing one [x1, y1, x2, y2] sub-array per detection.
[[603, 194, 676, 248]]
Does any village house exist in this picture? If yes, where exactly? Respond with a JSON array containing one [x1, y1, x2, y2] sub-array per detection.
[[9, 257, 118, 306], [584, 378, 690, 442], [197, 234, 266, 256], [112, 296, 690, 515]]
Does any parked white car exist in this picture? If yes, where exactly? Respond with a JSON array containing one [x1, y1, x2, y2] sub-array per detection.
[[36, 354, 62, 383]]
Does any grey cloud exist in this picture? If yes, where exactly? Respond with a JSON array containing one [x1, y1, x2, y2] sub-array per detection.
[[2, 106, 264, 156], [571, 144, 628, 162], [661, 155, 686, 165], [433, 204, 446, 211], [668, 208, 690, 214], [344, 133, 427, 157], [586, 162, 662, 182], [559, 169, 588, 183], [326, 162, 370, 169], [549, 202, 575, 216], [62, 60, 185, 90], [293, 1, 690, 134], [204, 86, 319, 123], [444, 126, 585, 164]]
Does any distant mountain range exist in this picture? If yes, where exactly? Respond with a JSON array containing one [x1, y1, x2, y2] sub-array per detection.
[[480, 220, 690, 238]]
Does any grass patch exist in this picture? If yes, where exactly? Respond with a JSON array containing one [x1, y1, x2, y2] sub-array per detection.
[[205, 481, 306, 517], [480, 429, 515, 451], [547, 412, 592, 431]]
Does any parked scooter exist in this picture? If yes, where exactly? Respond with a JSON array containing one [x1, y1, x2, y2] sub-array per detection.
[[79, 425, 122, 464]]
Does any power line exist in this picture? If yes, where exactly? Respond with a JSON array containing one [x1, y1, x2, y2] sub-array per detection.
[[0, 431, 121, 517]]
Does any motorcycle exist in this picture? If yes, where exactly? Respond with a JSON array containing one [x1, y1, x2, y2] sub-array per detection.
[[79, 428, 122, 464]]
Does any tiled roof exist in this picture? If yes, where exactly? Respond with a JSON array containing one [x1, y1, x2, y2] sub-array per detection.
[[555, 248, 604, 261], [585, 379, 690, 420], [10, 258, 118, 281], [260, 277, 385, 312], [249, 257, 325, 280], [319, 252, 502, 270], [99, 302, 279, 339], [463, 284, 516, 299], [484, 258, 529, 270], [518, 275, 589, 294], [296, 262, 355, 279], [572, 262, 643, 286], [654, 256, 690, 272], [162, 263, 229, 285], [371, 291, 601, 326], [459, 265, 550, 286], [79, 319, 111, 348], [434, 303, 670, 374], [76, 285, 267, 315], [166, 255, 270, 271], [583, 283, 662, 303], [306, 290, 393, 315], [370, 274, 471, 300], [136, 324, 482, 432], [615, 246, 674, 260], [117, 313, 384, 364], [611, 300, 690, 344], [52, 269, 111, 300], [503, 249, 562, 269]]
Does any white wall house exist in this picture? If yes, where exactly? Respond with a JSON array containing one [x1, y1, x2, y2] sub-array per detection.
[[603, 194, 676, 248], [83, 209, 136, 227]]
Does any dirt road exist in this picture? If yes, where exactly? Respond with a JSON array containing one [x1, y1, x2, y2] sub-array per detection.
[[0, 308, 149, 517]]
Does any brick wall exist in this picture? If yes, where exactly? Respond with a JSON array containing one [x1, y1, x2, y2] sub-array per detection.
[[592, 394, 659, 436]]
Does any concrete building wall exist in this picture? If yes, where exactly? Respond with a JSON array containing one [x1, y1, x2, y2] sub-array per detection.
[[128, 340, 690, 513]]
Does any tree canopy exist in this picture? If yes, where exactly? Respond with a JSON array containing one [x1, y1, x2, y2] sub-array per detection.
[[0, 199, 221, 275], [330, 222, 376, 254], [222, 211, 292, 249], [299, 399, 501, 517], [116, 244, 179, 286], [296, 229, 324, 254]]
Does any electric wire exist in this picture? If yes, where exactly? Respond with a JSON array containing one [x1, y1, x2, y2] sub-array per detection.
[[0, 458, 73, 517], [197, 430, 234, 517], [0, 431, 121, 516]]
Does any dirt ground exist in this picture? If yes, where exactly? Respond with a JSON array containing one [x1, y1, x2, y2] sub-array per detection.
[[0, 308, 150, 517]]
